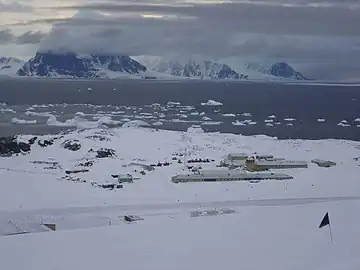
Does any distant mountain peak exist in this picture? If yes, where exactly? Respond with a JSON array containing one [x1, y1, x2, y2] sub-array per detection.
[[245, 61, 307, 80], [135, 56, 248, 80], [268, 62, 307, 80], [17, 51, 147, 78], [0, 57, 22, 65]]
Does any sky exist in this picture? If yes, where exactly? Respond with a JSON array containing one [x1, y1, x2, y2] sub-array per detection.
[[1, 0, 360, 80]]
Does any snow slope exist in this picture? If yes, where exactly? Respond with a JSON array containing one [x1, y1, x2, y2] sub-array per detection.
[[134, 55, 247, 80], [220, 57, 309, 81], [1, 126, 360, 269], [0, 57, 24, 77]]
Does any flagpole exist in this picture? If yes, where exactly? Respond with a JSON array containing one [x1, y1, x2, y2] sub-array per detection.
[[329, 223, 334, 244]]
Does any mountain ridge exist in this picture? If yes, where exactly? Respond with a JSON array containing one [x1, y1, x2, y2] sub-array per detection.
[[245, 62, 307, 80], [16, 52, 147, 78], [134, 56, 248, 80], [1, 53, 309, 81]]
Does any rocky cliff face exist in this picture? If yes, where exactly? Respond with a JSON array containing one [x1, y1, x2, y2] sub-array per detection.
[[17, 52, 147, 78]]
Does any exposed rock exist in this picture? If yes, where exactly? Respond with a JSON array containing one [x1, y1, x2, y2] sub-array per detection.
[[0, 136, 31, 156], [100, 183, 123, 189], [18, 52, 147, 78], [85, 135, 110, 141], [65, 169, 89, 174], [95, 148, 116, 158], [60, 175, 86, 183], [38, 139, 54, 147], [28, 137, 38, 145], [62, 140, 81, 151], [77, 160, 94, 167]]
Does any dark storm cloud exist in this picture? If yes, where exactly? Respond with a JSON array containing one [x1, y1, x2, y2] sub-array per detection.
[[0, 29, 14, 44], [15, 2, 360, 37], [0, 29, 45, 44], [15, 31, 46, 44], [0, 2, 33, 12], [3, 0, 360, 79]]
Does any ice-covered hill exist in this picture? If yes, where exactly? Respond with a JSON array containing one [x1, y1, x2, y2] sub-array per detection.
[[17, 52, 149, 79], [246, 62, 307, 80], [0, 126, 360, 269], [0, 57, 25, 77], [134, 56, 248, 80]]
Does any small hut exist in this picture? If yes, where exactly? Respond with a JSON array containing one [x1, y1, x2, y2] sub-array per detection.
[[311, 159, 336, 168]]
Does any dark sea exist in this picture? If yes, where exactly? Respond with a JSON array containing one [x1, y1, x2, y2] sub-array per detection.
[[0, 77, 360, 141]]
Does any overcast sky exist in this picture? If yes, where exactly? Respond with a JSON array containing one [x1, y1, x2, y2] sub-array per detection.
[[1, 0, 360, 79]]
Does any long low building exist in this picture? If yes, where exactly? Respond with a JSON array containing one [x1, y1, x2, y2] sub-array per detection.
[[311, 159, 336, 167], [171, 170, 293, 183], [246, 159, 308, 171]]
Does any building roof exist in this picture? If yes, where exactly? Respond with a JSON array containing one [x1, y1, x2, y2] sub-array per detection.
[[254, 160, 307, 166], [172, 170, 292, 180]]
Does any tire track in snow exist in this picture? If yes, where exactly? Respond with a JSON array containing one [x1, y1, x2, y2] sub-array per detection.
[[1, 195, 360, 218]]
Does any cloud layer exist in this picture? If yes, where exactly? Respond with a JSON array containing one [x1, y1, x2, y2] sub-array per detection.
[[1, 0, 360, 79], [0, 29, 46, 44]]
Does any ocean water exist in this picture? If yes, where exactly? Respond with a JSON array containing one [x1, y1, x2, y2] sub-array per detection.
[[0, 77, 360, 140]]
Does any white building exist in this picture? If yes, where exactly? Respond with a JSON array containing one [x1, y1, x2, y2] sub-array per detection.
[[171, 169, 293, 183], [247, 159, 308, 170], [117, 174, 134, 183], [220, 153, 249, 168]]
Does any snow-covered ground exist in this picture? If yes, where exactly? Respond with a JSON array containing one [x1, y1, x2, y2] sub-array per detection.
[[1, 126, 360, 269]]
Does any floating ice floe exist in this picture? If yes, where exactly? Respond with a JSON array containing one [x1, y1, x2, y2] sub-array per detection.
[[284, 118, 296, 122], [201, 121, 222, 125], [268, 114, 276, 119], [199, 112, 206, 116], [25, 111, 53, 117], [317, 118, 326, 123], [286, 123, 294, 126], [1, 108, 16, 113], [10, 118, 37, 125], [265, 123, 274, 127], [167, 101, 181, 106], [122, 120, 149, 128], [232, 120, 246, 126], [354, 118, 360, 122], [241, 112, 252, 117], [171, 119, 187, 123], [32, 104, 49, 108], [264, 119, 273, 123], [47, 115, 104, 129], [97, 116, 121, 125], [152, 121, 164, 126], [190, 112, 199, 116], [202, 116, 211, 121], [337, 122, 350, 127], [341, 120, 348, 123], [222, 113, 236, 117], [201, 100, 223, 106]]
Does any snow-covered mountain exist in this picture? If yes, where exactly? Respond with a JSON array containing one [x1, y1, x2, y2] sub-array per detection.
[[134, 56, 248, 80], [17, 52, 148, 78], [245, 62, 307, 80], [0, 57, 25, 76]]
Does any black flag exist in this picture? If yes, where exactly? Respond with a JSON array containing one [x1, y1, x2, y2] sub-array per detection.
[[319, 212, 330, 228]]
